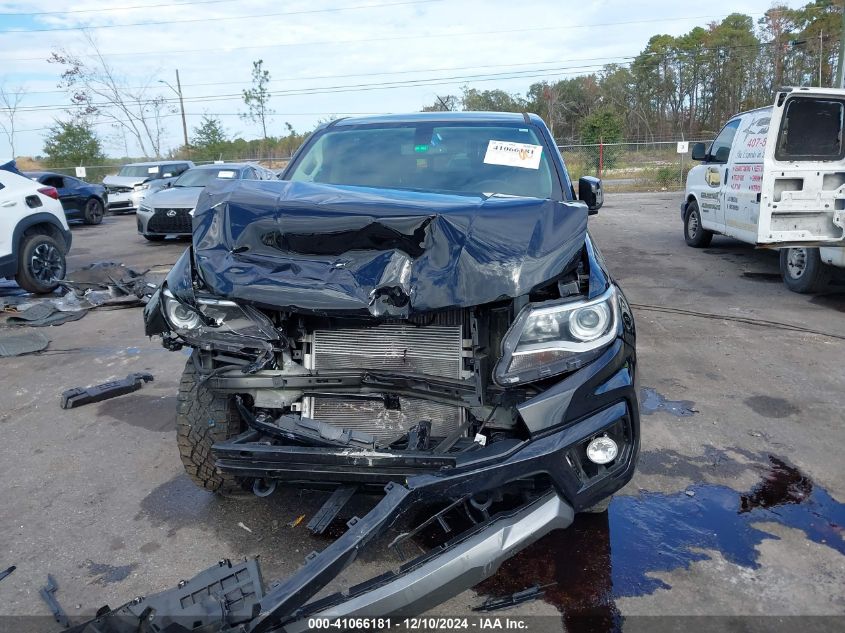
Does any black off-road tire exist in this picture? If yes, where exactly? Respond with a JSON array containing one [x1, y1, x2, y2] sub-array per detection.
[[684, 200, 713, 248], [83, 198, 104, 225], [15, 233, 66, 294], [780, 247, 831, 294], [176, 359, 246, 495], [144, 234, 166, 242]]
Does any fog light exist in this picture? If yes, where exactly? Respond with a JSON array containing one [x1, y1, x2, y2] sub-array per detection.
[[586, 435, 618, 464]]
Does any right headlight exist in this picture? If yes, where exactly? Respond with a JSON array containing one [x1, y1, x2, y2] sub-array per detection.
[[494, 285, 619, 385], [161, 289, 280, 352], [139, 204, 153, 214]]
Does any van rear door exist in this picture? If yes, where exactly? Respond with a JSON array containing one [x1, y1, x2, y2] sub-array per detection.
[[758, 88, 845, 246]]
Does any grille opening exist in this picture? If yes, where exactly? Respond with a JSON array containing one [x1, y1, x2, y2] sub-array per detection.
[[302, 321, 469, 444]]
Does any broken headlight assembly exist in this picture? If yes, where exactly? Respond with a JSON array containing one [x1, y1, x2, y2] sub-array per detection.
[[494, 285, 619, 385], [161, 289, 280, 353]]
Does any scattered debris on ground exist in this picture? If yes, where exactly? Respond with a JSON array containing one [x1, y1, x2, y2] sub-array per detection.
[[0, 330, 50, 357], [60, 372, 154, 409], [39, 574, 70, 628], [0, 565, 15, 583], [0, 261, 166, 329]]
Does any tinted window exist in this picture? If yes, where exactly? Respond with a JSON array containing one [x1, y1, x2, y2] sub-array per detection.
[[708, 119, 740, 163], [119, 165, 159, 177], [173, 168, 239, 187], [288, 124, 555, 198], [42, 175, 65, 188], [776, 97, 845, 161]]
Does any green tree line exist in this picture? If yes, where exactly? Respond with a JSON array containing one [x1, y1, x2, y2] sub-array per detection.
[[425, 1, 844, 143], [42, 1, 844, 167]]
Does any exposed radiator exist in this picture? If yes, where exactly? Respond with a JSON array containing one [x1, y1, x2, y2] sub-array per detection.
[[304, 323, 466, 444]]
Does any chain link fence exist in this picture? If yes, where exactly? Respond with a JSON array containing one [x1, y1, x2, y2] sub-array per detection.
[[35, 157, 293, 184], [36, 142, 713, 192], [559, 140, 712, 192]]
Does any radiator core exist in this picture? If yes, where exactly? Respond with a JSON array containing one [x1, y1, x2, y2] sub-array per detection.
[[306, 323, 465, 444]]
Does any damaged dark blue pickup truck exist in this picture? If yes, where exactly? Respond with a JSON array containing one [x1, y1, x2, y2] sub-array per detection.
[[71, 112, 639, 632]]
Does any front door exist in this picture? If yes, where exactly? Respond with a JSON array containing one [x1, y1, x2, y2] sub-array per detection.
[[700, 118, 741, 232]]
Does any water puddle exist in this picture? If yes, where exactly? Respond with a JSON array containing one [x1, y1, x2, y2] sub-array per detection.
[[639, 387, 697, 417], [475, 456, 844, 631]]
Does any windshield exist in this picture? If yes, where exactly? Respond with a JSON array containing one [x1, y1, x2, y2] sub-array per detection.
[[288, 123, 555, 198], [119, 165, 162, 178], [174, 167, 239, 187]]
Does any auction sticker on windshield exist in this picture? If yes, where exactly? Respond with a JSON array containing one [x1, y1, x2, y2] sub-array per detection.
[[484, 140, 543, 169], [217, 170, 236, 179]]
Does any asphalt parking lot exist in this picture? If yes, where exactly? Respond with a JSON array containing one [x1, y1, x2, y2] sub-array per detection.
[[1, 192, 843, 630]]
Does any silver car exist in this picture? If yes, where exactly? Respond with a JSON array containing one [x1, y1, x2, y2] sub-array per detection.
[[137, 163, 275, 241], [104, 161, 193, 214]]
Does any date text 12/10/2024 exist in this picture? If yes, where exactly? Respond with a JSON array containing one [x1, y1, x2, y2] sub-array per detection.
[[307, 617, 530, 630]]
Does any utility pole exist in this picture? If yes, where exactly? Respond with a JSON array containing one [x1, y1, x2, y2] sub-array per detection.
[[820, 30, 824, 86], [837, 0, 845, 88], [159, 71, 189, 154], [176, 70, 188, 153]]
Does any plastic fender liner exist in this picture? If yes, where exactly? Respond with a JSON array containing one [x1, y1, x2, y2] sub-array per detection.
[[282, 490, 573, 628]]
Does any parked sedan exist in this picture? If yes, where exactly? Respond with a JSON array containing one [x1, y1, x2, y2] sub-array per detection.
[[24, 171, 107, 225], [137, 163, 272, 241]]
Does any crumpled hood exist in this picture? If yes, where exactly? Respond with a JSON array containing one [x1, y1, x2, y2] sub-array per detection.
[[144, 186, 202, 209], [189, 179, 588, 317]]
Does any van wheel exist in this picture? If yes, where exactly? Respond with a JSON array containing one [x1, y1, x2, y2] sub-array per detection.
[[15, 233, 66, 294], [684, 201, 713, 248], [780, 247, 831, 294]]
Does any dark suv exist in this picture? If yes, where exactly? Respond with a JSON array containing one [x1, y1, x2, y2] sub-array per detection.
[[135, 112, 639, 627]]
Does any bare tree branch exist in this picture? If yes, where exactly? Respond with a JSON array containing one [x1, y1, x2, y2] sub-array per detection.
[[0, 84, 27, 158], [48, 31, 173, 157]]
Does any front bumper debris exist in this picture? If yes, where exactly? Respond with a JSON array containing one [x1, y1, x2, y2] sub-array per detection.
[[63, 395, 634, 632], [66, 490, 572, 633]]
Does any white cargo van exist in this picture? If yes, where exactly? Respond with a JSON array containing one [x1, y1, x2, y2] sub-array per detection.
[[682, 86, 845, 293]]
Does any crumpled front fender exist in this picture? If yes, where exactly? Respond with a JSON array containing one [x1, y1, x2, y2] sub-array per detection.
[[143, 248, 196, 337]]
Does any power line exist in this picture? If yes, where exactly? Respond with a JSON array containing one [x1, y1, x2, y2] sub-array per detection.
[[0, 12, 762, 61], [0, 0, 441, 33], [0, 0, 238, 16], [6, 62, 621, 114], [20, 57, 636, 96], [5, 35, 805, 114]]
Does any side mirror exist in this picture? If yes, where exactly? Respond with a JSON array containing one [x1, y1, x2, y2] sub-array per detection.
[[691, 142, 707, 161], [578, 176, 603, 215], [714, 146, 731, 163]]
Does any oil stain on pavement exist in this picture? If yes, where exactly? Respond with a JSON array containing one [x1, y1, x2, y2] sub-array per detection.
[[85, 560, 138, 585], [475, 456, 844, 632], [639, 387, 697, 417]]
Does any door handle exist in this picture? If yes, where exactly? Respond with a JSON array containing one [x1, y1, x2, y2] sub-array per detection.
[[1, 200, 17, 207]]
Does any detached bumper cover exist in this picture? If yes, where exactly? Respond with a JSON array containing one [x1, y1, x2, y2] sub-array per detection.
[[284, 490, 573, 627], [66, 395, 633, 632], [67, 491, 572, 633]]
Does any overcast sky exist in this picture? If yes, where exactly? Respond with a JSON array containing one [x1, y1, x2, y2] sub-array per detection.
[[0, 0, 794, 160]]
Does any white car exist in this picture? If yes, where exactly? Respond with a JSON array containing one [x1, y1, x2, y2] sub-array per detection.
[[682, 87, 845, 293], [103, 160, 194, 214], [0, 162, 72, 293]]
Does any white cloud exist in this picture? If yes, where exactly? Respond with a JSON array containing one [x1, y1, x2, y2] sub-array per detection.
[[0, 0, 790, 159]]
